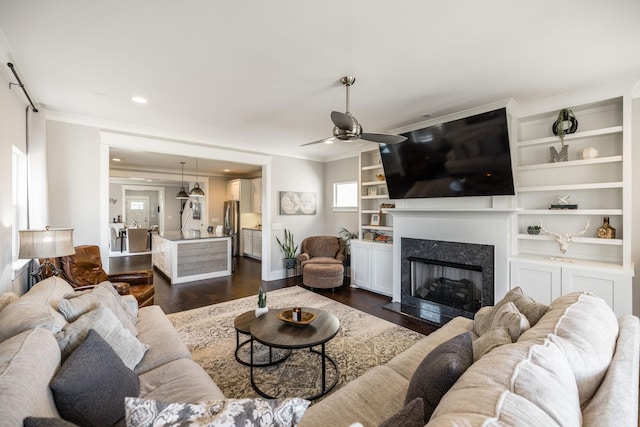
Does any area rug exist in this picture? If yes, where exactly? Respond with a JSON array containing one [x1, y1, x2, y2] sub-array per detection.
[[167, 286, 425, 400]]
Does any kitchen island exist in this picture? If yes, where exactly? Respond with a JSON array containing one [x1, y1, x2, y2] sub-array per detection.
[[152, 230, 232, 284]]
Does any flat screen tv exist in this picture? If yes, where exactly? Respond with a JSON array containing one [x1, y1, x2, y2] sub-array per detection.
[[379, 107, 515, 199]]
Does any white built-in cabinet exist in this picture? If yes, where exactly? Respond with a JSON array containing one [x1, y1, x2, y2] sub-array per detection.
[[350, 239, 393, 296], [510, 94, 633, 316], [350, 148, 395, 297]]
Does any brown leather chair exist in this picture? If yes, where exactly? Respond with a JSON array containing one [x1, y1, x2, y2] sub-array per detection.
[[55, 245, 155, 307], [297, 236, 345, 290]]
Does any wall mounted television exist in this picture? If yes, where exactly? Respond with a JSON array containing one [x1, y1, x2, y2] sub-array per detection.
[[379, 107, 515, 199]]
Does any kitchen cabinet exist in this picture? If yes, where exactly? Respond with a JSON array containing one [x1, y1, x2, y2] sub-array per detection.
[[251, 177, 262, 213], [242, 228, 262, 260], [227, 179, 252, 214]]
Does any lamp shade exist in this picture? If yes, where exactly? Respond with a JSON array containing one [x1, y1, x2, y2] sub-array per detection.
[[18, 228, 75, 259], [176, 187, 189, 199]]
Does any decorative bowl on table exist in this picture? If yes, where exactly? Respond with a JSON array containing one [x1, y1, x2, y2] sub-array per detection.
[[278, 309, 316, 326]]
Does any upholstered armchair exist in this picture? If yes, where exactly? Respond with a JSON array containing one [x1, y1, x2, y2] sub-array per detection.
[[55, 245, 155, 307], [297, 236, 345, 290], [127, 228, 149, 253]]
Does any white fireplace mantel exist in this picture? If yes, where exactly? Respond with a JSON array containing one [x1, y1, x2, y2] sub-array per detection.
[[386, 208, 514, 304]]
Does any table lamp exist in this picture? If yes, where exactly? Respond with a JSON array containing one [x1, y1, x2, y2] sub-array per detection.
[[18, 226, 75, 285]]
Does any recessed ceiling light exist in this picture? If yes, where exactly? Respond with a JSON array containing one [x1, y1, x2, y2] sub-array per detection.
[[324, 139, 334, 144], [131, 96, 148, 104], [112, 157, 121, 162], [130, 177, 145, 181], [223, 169, 230, 172]]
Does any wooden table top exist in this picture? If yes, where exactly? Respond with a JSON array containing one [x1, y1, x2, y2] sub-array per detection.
[[249, 307, 340, 349]]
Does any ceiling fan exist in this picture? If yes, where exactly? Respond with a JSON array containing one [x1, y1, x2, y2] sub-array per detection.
[[302, 76, 407, 146]]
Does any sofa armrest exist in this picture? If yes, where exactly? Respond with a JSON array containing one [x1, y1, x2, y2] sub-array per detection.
[[108, 270, 153, 286], [582, 314, 639, 426], [297, 253, 310, 263]]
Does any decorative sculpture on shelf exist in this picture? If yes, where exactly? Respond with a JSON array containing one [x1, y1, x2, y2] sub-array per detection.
[[540, 220, 589, 255], [550, 108, 578, 163]]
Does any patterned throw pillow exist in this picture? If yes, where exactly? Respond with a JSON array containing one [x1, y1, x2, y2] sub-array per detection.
[[125, 397, 311, 427]]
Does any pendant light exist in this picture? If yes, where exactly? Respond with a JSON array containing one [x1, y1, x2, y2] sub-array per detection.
[[176, 162, 189, 199], [189, 158, 205, 197]]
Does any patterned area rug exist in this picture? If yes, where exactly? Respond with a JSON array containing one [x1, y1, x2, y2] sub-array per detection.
[[168, 286, 425, 400]]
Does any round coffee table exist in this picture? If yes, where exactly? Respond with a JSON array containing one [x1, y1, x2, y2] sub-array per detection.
[[234, 310, 290, 367], [249, 307, 340, 400]]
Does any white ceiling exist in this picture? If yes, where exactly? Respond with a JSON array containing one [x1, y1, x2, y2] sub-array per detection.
[[1, 1, 640, 175]]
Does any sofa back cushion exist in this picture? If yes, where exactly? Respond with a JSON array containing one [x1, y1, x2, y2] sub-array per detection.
[[0, 276, 72, 342], [517, 291, 618, 406], [0, 328, 62, 425], [428, 339, 582, 426]]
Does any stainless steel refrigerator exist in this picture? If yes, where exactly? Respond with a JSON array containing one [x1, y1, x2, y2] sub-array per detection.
[[223, 200, 240, 256]]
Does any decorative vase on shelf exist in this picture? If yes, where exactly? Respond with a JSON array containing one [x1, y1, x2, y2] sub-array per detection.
[[255, 286, 268, 317], [596, 217, 616, 239]]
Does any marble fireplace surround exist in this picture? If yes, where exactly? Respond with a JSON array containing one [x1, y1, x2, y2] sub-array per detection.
[[386, 208, 516, 311]]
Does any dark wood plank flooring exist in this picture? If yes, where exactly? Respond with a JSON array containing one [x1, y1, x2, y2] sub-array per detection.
[[109, 255, 438, 336]]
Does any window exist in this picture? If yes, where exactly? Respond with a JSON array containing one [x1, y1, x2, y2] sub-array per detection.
[[12, 147, 28, 261], [333, 181, 357, 211], [130, 201, 144, 210]]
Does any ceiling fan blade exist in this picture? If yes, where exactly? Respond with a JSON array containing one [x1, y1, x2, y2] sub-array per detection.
[[300, 137, 336, 147], [331, 111, 357, 131], [361, 133, 407, 145]]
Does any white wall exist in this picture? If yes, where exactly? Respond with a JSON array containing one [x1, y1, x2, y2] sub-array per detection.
[[324, 156, 359, 238], [0, 72, 27, 294], [268, 155, 324, 276], [632, 96, 640, 315], [46, 121, 101, 246]]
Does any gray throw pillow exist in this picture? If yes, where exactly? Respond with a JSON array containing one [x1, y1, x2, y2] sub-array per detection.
[[405, 332, 473, 423], [379, 397, 424, 427], [23, 417, 79, 427], [51, 329, 139, 427]]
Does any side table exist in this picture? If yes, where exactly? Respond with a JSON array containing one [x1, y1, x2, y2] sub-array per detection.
[[233, 310, 290, 367]]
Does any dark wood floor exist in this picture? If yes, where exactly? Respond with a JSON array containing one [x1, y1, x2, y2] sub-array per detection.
[[109, 255, 438, 336]]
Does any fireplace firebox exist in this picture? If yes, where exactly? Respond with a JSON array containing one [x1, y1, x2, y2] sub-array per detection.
[[400, 238, 494, 325]]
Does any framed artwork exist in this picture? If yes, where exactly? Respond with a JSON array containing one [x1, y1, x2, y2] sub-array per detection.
[[370, 213, 380, 226], [368, 187, 377, 196], [279, 191, 317, 215]]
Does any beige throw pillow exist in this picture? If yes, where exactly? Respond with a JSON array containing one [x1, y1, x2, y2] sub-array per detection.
[[58, 282, 137, 336], [56, 306, 148, 370], [472, 327, 512, 361], [474, 301, 530, 342]]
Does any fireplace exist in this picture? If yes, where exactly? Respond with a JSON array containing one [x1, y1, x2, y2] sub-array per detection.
[[400, 238, 494, 325]]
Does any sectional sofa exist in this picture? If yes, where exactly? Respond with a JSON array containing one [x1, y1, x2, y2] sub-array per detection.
[[1, 275, 638, 426]]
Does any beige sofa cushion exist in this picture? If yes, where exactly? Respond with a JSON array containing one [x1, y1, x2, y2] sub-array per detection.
[[0, 292, 19, 312], [0, 276, 72, 341], [300, 365, 408, 427], [134, 305, 192, 374], [472, 327, 512, 361], [429, 339, 581, 426], [0, 328, 62, 425], [476, 301, 530, 342], [518, 291, 618, 406]]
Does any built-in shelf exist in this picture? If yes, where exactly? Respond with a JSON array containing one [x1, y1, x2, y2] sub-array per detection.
[[362, 181, 388, 186], [362, 225, 393, 231], [517, 234, 623, 246], [516, 126, 622, 147], [361, 164, 383, 171], [362, 195, 389, 200], [518, 209, 623, 215], [517, 182, 623, 192], [517, 155, 622, 171]]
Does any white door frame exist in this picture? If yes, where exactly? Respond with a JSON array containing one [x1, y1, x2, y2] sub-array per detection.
[[121, 185, 166, 232]]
